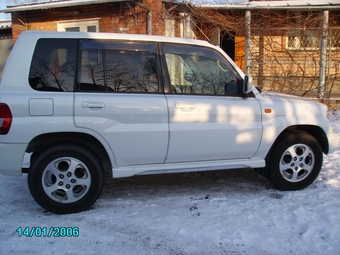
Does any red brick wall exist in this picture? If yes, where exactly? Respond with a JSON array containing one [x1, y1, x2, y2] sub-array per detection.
[[11, 1, 167, 42]]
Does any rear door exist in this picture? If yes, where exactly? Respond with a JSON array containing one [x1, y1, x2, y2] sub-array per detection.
[[74, 40, 169, 167], [161, 43, 262, 163]]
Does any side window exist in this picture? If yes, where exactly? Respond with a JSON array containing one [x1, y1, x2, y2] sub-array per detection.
[[79, 41, 159, 93], [105, 51, 158, 92], [79, 49, 105, 90], [29, 39, 78, 91], [162, 44, 240, 95]]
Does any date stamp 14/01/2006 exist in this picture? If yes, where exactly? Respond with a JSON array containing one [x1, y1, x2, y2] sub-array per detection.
[[16, 227, 79, 237]]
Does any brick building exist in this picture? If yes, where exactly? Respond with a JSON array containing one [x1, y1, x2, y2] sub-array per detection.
[[2, 0, 192, 42]]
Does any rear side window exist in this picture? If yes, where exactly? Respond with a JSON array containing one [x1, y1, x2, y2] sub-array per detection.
[[78, 41, 159, 93], [29, 39, 78, 91]]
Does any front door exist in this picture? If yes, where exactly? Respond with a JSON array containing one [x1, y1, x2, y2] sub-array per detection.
[[161, 43, 262, 163]]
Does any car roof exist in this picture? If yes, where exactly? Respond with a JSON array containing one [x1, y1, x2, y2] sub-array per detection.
[[20, 31, 214, 47]]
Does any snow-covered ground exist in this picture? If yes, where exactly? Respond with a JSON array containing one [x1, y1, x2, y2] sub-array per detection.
[[1, 112, 340, 255]]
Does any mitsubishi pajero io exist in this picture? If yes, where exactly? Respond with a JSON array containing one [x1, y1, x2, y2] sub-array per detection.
[[0, 31, 338, 214]]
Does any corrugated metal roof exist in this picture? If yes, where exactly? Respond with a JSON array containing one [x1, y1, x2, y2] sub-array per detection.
[[199, 0, 340, 10]]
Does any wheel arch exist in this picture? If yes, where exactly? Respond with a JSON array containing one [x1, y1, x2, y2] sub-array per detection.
[[25, 132, 113, 178], [256, 125, 327, 178], [272, 125, 329, 155]]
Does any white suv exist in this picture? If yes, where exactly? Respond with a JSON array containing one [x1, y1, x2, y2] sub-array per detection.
[[0, 31, 338, 214]]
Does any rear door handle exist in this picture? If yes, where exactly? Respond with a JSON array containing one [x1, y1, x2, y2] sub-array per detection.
[[81, 102, 106, 109]]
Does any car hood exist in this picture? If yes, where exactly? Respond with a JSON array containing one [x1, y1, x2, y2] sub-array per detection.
[[262, 91, 313, 100], [259, 91, 328, 117]]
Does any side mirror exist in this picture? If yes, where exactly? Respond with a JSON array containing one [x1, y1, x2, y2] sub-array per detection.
[[242, 75, 253, 94]]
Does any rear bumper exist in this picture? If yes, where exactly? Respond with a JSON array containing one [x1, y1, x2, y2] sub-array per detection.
[[327, 131, 340, 154], [0, 143, 27, 176]]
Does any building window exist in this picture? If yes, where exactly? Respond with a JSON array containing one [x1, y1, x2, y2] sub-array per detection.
[[57, 19, 99, 32], [286, 11, 324, 50], [329, 28, 340, 48], [165, 19, 175, 37], [287, 29, 320, 50]]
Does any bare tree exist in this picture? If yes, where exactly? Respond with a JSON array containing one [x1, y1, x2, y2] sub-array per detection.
[[187, 5, 340, 106]]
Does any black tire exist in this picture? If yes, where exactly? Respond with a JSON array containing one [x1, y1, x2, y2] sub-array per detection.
[[268, 132, 323, 191], [28, 144, 105, 214]]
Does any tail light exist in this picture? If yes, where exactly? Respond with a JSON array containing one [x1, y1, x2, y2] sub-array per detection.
[[0, 103, 12, 135]]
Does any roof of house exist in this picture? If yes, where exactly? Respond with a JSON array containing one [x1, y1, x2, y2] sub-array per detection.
[[1, 0, 339, 13], [0, 0, 182, 13], [1, 0, 126, 13], [199, 0, 340, 10]]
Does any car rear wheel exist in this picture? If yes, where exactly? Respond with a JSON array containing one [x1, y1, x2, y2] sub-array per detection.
[[28, 144, 104, 214], [268, 132, 323, 191]]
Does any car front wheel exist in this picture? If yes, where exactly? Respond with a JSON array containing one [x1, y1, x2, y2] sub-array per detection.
[[268, 132, 323, 191], [28, 144, 105, 214]]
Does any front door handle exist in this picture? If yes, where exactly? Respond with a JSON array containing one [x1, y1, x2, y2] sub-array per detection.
[[175, 102, 196, 111], [81, 101, 106, 109]]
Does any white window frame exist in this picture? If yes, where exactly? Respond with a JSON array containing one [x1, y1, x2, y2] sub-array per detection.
[[57, 19, 99, 32]]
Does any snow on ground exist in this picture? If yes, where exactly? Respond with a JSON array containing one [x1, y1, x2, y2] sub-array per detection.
[[1, 112, 340, 255]]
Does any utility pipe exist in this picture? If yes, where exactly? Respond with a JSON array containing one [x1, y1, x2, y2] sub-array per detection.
[[135, 1, 152, 35], [318, 9, 329, 100], [245, 10, 251, 76]]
